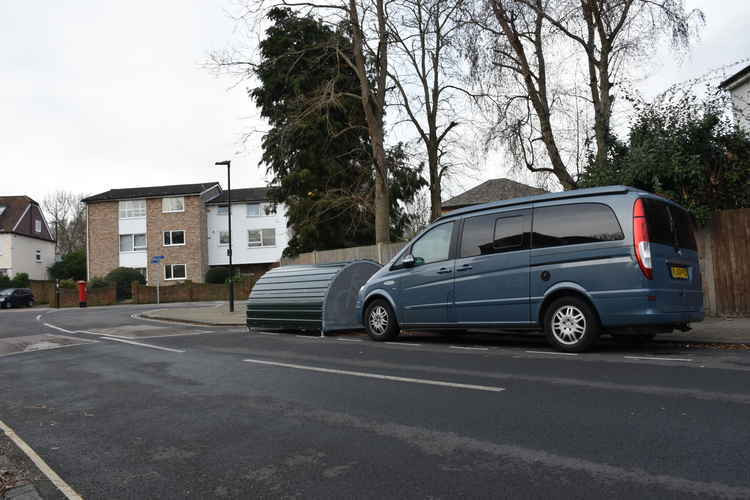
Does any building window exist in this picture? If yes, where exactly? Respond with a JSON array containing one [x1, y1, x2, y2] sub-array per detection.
[[119, 200, 146, 219], [34, 220, 42, 233], [162, 197, 185, 213], [246, 203, 266, 217], [219, 231, 230, 245], [164, 264, 186, 280], [163, 230, 186, 246], [35, 250, 41, 262], [119, 233, 147, 252], [248, 228, 276, 247], [217, 206, 228, 215]]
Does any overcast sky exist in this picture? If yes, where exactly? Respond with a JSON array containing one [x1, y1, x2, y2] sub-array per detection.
[[1, 0, 748, 205]]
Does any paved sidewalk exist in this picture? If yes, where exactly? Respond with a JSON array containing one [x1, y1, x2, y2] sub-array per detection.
[[141, 303, 246, 326], [141, 303, 750, 345]]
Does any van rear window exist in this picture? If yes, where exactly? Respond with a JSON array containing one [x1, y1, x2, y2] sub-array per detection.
[[643, 199, 697, 251], [532, 203, 624, 249]]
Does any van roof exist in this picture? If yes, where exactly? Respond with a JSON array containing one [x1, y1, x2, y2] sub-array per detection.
[[436, 185, 645, 221]]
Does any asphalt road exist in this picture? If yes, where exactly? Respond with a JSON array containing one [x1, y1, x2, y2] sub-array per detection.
[[2, 304, 750, 499]]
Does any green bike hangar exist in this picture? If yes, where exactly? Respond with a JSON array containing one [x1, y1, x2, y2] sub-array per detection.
[[246, 260, 382, 335]]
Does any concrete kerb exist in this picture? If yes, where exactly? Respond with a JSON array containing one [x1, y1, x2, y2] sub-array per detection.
[[136, 310, 246, 327]]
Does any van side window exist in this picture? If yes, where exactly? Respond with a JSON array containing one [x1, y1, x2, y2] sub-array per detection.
[[643, 199, 697, 251], [532, 203, 624, 249], [411, 222, 454, 265], [461, 214, 525, 258]]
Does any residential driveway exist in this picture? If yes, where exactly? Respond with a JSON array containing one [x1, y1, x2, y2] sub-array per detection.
[[2, 304, 750, 498]]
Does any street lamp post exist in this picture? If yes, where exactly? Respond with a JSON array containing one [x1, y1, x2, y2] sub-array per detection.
[[215, 160, 234, 312]]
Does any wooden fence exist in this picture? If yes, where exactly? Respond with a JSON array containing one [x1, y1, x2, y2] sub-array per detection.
[[696, 208, 750, 316], [280, 208, 750, 316], [280, 242, 407, 266]]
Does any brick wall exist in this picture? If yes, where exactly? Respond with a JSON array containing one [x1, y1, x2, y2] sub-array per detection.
[[132, 277, 258, 304], [147, 196, 208, 284], [58, 286, 117, 307], [87, 201, 119, 279]]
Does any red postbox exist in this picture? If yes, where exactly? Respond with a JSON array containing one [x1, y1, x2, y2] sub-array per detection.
[[77, 280, 87, 308]]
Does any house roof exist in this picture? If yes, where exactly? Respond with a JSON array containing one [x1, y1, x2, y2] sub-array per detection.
[[442, 178, 547, 209], [0, 196, 55, 242], [719, 63, 750, 90], [206, 187, 270, 204], [0, 196, 34, 233], [83, 182, 221, 203]]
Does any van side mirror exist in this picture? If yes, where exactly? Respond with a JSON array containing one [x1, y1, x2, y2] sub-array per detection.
[[402, 254, 416, 268]]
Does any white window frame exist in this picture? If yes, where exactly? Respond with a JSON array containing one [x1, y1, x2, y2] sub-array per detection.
[[35, 249, 41, 262], [219, 231, 230, 246], [163, 230, 186, 247], [162, 197, 185, 213], [248, 228, 276, 248], [246, 203, 266, 217], [119, 200, 146, 219], [164, 263, 187, 280], [34, 220, 41, 233], [217, 205, 228, 215], [119, 233, 147, 253]]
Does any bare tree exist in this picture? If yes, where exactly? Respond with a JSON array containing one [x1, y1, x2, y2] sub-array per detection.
[[42, 191, 86, 256], [387, 0, 468, 221], [464, 0, 703, 189]]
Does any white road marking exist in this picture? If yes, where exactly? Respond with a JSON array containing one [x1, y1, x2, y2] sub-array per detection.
[[451, 346, 490, 351], [337, 338, 363, 342], [525, 350, 579, 356], [295, 335, 322, 339], [243, 359, 506, 393], [77, 330, 131, 339], [624, 356, 693, 362], [0, 419, 83, 500], [384, 342, 422, 346], [35, 314, 42, 321], [43, 323, 75, 334], [256, 332, 278, 336], [101, 337, 185, 353]]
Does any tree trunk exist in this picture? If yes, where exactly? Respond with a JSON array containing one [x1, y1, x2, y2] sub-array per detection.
[[428, 147, 441, 221]]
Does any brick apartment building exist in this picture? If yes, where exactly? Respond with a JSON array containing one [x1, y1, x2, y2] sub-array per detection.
[[83, 183, 288, 284], [83, 183, 221, 284]]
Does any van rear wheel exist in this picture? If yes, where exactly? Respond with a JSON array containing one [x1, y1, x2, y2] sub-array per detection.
[[364, 299, 399, 341], [544, 297, 600, 352]]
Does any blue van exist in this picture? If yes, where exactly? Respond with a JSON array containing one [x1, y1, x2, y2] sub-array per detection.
[[355, 186, 704, 352]]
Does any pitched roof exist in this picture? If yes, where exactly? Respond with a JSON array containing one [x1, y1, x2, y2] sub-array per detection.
[[0, 196, 34, 233], [0, 196, 55, 242], [442, 178, 547, 209], [719, 63, 750, 90], [206, 187, 270, 204], [82, 182, 220, 203]]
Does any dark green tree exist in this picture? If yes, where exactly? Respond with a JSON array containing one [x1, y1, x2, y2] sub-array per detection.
[[580, 89, 750, 224], [251, 8, 424, 257], [48, 250, 86, 281]]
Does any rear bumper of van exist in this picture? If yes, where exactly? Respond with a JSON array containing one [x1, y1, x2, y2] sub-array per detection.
[[594, 293, 704, 328]]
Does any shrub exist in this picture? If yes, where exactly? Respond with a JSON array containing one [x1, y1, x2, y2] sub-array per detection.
[[105, 267, 146, 300], [0, 275, 10, 289], [59, 279, 77, 289], [11, 273, 30, 288], [88, 277, 110, 289], [48, 251, 86, 281], [205, 267, 231, 284]]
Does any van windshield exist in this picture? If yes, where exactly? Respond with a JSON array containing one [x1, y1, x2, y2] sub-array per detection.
[[643, 199, 697, 251]]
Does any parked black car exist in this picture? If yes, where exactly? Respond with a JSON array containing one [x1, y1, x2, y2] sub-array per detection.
[[0, 288, 35, 308]]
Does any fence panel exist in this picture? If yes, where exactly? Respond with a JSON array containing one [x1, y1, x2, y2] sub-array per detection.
[[281, 241, 408, 266], [710, 208, 750, 316]]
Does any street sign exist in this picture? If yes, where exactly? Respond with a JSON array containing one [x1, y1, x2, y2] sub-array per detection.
[[154, 255, 165, 260], [151, 255, 165, 264]]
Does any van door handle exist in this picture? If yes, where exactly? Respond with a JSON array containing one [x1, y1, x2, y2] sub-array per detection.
[[456, 264, 472, 272], [437, 268, 452, 275]]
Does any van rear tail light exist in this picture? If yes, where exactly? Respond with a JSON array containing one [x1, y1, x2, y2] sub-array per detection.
[[633, 199, 653, 280]]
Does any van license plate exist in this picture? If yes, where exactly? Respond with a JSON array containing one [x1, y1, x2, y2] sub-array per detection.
[[670, 266, 689, 279]]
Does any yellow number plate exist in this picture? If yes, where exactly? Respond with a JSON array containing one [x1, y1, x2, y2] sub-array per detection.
[[670, 266, 689, 279]]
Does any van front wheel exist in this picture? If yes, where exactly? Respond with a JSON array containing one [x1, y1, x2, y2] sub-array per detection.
[[544, 297, 600, 352], [364, 299, 399, 341]]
